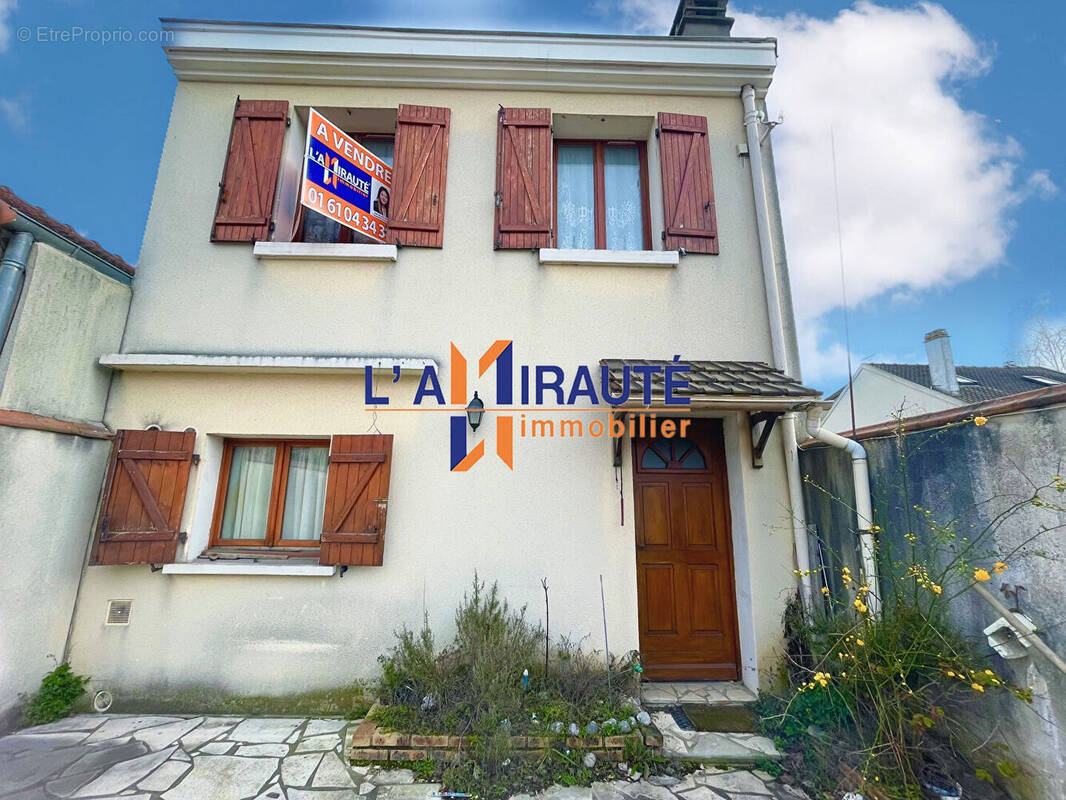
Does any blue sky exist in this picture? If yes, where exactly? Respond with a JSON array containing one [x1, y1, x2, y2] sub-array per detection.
[[0, 0, 1062, 393]]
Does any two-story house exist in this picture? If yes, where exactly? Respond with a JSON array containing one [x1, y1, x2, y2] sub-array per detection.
[[65, 1, 825, 699]]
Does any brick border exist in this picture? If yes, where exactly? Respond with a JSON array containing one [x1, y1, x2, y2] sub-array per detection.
[[347, 716, 662, 764]]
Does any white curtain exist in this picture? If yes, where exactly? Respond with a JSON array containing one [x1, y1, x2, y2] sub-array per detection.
[[604, 146, 642, 250], [220, 446, 276, 540], [557, 145, 595, 249], [281, 447, 329, 541]]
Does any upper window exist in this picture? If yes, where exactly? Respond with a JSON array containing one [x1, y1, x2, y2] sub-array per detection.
[[555, 141, 650, 251], [300, 136, 395, 244], [211, 439, 330, 547]]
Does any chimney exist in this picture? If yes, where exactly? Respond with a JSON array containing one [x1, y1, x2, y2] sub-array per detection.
[[924, 329, 959, 396], [669, 0, 734, 37]]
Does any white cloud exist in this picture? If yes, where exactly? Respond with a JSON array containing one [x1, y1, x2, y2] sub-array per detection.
[[0, 0, 15, 53], [1023, 169, 1059, 201], [730, 3, 1029, 383], [593, 1, 1053, 386], [0, 97, 28, 131]]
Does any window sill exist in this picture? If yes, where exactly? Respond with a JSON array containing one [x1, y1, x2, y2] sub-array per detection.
[[253, 241, 397, 262], [538, 248, 679, 268], [161, 562, 337, 577]]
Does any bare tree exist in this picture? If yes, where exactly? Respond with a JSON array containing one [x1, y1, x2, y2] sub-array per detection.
[[1020, 316, 1066, 372]]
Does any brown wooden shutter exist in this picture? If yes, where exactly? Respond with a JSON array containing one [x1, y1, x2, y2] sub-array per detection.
[[657, 112, 719, 254], [320, 434, 393, 567], [91, 429, 196, 565], [494, 107, 553, 249], [211, 98, 289, 242], [387, 105, 451, 248]]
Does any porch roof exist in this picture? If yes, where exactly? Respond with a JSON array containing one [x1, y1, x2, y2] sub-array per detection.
[[601, 359, 821, 405]]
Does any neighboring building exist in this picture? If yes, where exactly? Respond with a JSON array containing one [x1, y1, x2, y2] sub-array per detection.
[[823, 328, 1066, 433], [0, 188, 134, 731], [39, 1, 820, 703]]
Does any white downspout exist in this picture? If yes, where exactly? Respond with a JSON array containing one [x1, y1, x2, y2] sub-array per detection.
[[780, 416, 812, 611], [741, 84, 814, 612], [805, 405, 880, 616]]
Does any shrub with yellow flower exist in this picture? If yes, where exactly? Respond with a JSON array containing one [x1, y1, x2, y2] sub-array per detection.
[[763, 452, 1062, 797]]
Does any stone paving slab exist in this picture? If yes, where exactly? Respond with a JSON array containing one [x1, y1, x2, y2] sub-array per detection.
[[640, 683, 757, 708], [0, 714, 807, 800], [651, 711, 781, 762]]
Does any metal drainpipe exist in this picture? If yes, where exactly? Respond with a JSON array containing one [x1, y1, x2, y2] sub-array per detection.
[[741, 84, 815, 612], [0, 231, 33, 350], [805, 405, 880, 616]]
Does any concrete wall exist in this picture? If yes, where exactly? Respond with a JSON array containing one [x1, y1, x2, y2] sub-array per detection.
[[0, 427, 113, 731], [65, 77, 806, 698], [0, 243, 129, 419], [823, 365, 961, 433], [800, 406, 1066, 799], [0, 240, 131, 731]]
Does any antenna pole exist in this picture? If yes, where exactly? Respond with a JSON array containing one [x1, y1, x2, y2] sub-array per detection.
[[831, 126, 857, 437]]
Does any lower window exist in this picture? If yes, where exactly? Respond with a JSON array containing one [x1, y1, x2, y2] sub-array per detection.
[[211, 439, 330, 548]]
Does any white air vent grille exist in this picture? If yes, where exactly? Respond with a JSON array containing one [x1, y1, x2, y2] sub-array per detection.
[[105, 599, 132, 626]]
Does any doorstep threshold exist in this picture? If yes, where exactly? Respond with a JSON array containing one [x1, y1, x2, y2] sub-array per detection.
[[641, 681, 756, 707]]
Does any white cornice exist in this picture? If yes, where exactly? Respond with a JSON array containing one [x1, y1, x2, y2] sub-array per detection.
[[161, 19, 776, 96], [100, 353, 435, 374]]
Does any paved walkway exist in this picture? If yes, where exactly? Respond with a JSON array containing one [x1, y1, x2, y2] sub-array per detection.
[[639, 683, 780, 763], [0, 714, 808, 800]]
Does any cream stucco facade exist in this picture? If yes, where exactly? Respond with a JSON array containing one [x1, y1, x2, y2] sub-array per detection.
[[64, 21, 814, 700]]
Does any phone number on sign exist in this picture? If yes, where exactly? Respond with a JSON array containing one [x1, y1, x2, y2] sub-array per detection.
[[305, 186, 388, 239]]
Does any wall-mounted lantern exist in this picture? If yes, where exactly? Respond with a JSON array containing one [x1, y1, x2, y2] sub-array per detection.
[[466, 391, 485, 432]]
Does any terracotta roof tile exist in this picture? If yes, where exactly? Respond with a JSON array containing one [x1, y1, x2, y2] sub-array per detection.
[[0, 186, 134, 276]]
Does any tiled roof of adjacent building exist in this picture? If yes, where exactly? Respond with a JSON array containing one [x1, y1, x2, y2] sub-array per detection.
[[601, 359, 820, 398], [0, 186, 135, 276], [870, 363, 1066, 404]]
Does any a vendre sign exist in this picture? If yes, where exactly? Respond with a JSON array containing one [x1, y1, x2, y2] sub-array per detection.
[[301, 108, 391, 243]]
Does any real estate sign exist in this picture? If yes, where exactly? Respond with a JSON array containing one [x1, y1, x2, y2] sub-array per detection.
[[301, 108, 391, 243]]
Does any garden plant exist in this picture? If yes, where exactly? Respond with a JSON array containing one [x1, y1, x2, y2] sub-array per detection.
[[759, 416, 1064, 799], [369, 576, 681, 798]]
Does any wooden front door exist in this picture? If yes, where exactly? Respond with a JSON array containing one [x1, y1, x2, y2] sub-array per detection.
[[633, 418, 740, 680]]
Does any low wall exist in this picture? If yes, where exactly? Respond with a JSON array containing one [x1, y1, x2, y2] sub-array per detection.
[[347, 716, 661, 764]]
